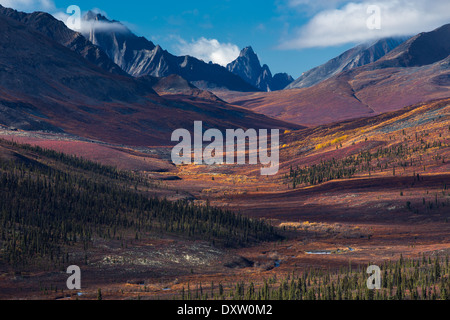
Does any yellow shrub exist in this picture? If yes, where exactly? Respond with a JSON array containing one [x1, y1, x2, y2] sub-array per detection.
[[315, 135, 349, 150]]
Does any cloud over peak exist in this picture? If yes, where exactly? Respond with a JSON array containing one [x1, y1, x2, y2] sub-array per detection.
[[175, 37, 240, 67], [280, 0, 450, 49]]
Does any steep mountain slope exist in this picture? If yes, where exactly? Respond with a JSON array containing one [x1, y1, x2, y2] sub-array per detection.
[[226, 24, 450, 127], [226, 46, 294, 91], [374, 24, 450, 68], [83, 12, 258, 92], [286, 37, 408, 89], [0, 5, 127, 76], [0, 12, 300, 145]]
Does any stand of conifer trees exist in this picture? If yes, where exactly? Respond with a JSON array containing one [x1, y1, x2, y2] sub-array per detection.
[[0, 140, 280, 269], [289, 140, 448, 189], [178, 255, 449, 300]]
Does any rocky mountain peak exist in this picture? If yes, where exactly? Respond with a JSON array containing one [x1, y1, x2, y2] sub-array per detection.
[[79, 14, 257, 91], [377, 23, 450, 68], [84, 11, 113, 23], [227, 47, 293, 91], [240, 46, 257, 58]]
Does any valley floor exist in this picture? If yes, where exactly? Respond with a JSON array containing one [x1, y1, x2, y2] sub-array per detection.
[[0, 98, 449, 300]]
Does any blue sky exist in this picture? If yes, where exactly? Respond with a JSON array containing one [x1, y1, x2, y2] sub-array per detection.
[[2, 0, 449, 78]]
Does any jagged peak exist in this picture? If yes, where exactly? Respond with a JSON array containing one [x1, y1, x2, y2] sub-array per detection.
[[227, 45, 293, 91], [232, 46, 261, 69], [83, 10, 117, 23], [153, 45, 166, 55], [240, 46, 258, 58]]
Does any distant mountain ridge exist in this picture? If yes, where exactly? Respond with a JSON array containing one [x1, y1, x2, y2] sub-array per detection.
[[0, 7, 301, 146], [142, 74, 224, 102], [82, 11, 258, 92], [0, 5, 223, 104], [227, 23, 450, 127], [286, 37, 409, 89], [227, 46, 294, 91], [373, 24, 450, 68]]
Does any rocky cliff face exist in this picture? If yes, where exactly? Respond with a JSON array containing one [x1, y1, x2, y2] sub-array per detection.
[[82, 12, 258, 92], [227, 46, 293, 91]]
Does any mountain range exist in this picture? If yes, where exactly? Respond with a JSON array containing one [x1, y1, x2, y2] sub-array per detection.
[[286, 37, 409, 89], [0, 6, 300, 146], [81, 11, 260, 92], [0, 4, 448, 142], [82, 12, 294, 92], [223, 24, 450, 127]]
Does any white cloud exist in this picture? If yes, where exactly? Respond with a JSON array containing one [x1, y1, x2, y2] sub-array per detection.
[[0, 0, 55, 12], [53, 10, 128, 35], [280, 0, 450, 49], [0, 1, 127, 35], [175, 37, 240, 66], [77, 20, 128, 35]]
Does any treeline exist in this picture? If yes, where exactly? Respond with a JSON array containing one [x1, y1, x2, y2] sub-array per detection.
[[0, 141, 279, 268], [288, 140, 448, 188], [288, 157, 357, 187], [2, 139, 136, 182], [178, 255, 450, 300]]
